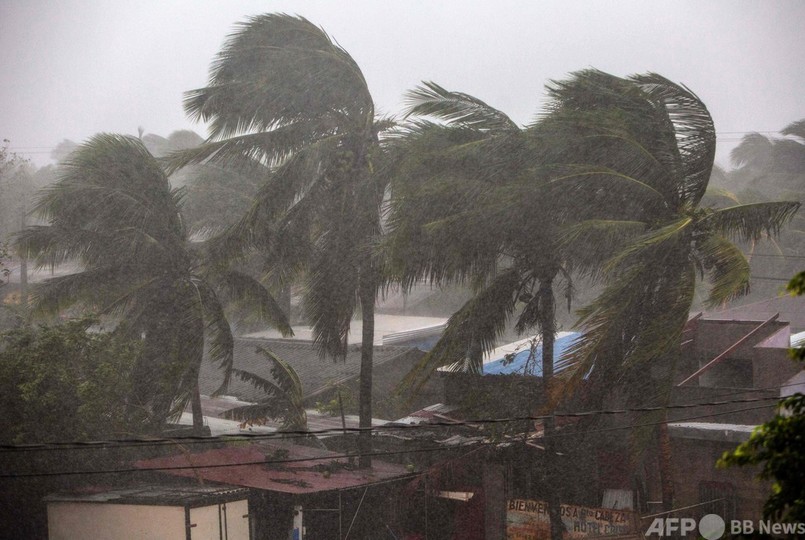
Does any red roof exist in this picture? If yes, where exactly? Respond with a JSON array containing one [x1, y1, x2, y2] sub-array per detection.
[[135, 442, 412, 494]]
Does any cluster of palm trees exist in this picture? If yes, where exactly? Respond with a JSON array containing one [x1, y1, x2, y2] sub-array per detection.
[[15, 14, 800, 477]]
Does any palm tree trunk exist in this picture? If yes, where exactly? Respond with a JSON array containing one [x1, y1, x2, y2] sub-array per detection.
[[538, 275, 563, 540], [358, 267, 375, 469], [18, 205, 27, 308], [658, 420, 674, 511], [191, 383, 203, 431]]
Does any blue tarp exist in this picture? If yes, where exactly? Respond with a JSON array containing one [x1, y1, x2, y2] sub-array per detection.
[[482, 332, 581, 377]]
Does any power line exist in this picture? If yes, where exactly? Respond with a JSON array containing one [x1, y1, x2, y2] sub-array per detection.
[[0, 401, 778, 479], [0, 394, 784, 453]]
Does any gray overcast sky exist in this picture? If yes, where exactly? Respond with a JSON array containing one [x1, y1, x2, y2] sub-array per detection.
[[1, 0, 803, 167]]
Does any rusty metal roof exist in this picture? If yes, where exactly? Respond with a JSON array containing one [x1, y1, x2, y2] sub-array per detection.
[[135, 442, 413, 495]]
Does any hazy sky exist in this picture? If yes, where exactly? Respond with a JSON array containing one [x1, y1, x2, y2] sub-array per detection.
[[2, 0, 803, 167]]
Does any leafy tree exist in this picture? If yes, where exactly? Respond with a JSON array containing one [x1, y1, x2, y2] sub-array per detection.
[[730, 119, 805, 198], [16, 134, 290, 431], [169, 14, 388, 466], [718, 271, 805, 522], [0, 140, 37, 243], [0, 242, 9, 288], [0, 317, 142, 443], [720, 121, 805, 297]]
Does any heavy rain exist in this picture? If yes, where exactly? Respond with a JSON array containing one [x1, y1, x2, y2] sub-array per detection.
[[1, 1, 804, 539]]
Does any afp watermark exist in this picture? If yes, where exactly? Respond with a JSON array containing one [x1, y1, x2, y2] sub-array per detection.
[[644, 514, 805, 538]]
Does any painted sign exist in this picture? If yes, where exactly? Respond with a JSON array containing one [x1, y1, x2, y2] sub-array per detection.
[[507, 499, 637, 539]]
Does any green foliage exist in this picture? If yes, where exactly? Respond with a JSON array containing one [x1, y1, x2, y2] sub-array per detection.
[[0, 242, 9, 287], [0, 318, 143, 443], [315, 383, 357, 417], [222, 346, 307, 431], [0, 140, 38, 243], [540, 71, 800, 404], [718, 271, 805, 522], [15, 134, 289, 429]]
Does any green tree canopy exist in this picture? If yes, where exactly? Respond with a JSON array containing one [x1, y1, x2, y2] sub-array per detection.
[[0, 317, 142, 444], [169, 14, 389, 466], [16, 134, 290, 430]]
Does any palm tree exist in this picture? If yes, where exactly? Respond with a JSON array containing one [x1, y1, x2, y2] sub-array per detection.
[[731, 119, 805, 197], [15, 134, 291, 431], [546, 72, 799, 396], [167, 14, 387, 467], [387, 82, 572, 394], [386, 83, 577, 540], [725, 120, 805, 290], [222, 347, 307, 432], [540, 71, 799, 511]]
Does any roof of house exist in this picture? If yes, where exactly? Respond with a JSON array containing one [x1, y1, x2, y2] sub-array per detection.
[[177, 396, 390, 436], [482, 332, 580, 376], [706, 294, 805, 331], [667, 421, 756, 443], [243, 314, 447, 347], [45, 485, 249, 507], [199, 337, 420, 402], [135, 442, 413, 495]]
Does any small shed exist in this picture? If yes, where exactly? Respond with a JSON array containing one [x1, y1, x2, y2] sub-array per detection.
[[45, 485, 251, 540]]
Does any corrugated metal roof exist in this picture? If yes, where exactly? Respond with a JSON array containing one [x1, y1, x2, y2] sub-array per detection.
[[243, 314, 448, 346], [135, 442, 413, 494], [667, 422, 756, 443], [706, 295, 805, 331], [482, 332, 580, 376], [45, 485, 249, 506], [199, 337, 419, 402]]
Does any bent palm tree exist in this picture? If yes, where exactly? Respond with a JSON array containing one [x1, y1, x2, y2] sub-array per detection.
[[168, 14, 386, 466], [544, 71, 799, 511], [387, 83, 572, 393], [16, 134, 290, 431], [223, 347, 307, 431], [544, 71, 800, 398], [386, 84, 574, 540]]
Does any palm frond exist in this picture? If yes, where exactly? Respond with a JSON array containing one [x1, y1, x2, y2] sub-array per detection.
[[404, 81, 518, 132], [704, 201, 801, 243], [696, 235, 751, 308], [164, 121, 334, 174], [185, 13, 372, 140], [222, 348, 306, 430], [215, 269, 292, 336], [398, 268, 522, 394], [603, 217, 693, 274], [193, 280, 235, 396], [559, 220, 646, 279], [631, 73, 716, 207]]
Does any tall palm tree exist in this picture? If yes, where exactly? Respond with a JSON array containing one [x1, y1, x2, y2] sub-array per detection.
[[541, 71, 799, 511], [544, 71, 799, 398], [386, 83, 576, 540], [167, 14, 387, 467], [387, 82, 571, 394], [15, 134, 290, 431]]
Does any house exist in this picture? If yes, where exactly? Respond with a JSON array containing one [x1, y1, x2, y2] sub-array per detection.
[[409, 310, 803, 535], [136, 440, 416, 539], [706, 293, 805, 332], [45, 485, 251, 540]]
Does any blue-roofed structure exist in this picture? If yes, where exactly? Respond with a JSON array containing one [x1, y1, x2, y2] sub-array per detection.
[[482, 331, 580, 376]]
